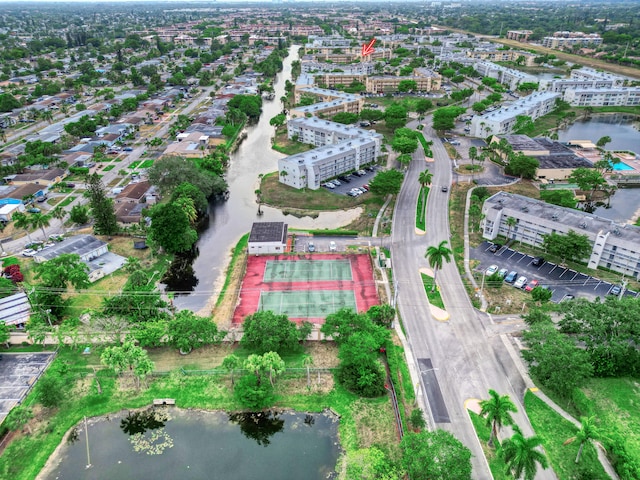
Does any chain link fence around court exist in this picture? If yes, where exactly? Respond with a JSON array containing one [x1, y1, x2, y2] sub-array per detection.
[[257, 290, 357, 318], [263, 259, 353, 283]]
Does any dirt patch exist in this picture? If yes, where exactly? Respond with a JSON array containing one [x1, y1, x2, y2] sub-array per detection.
[[280, 373, 335, 395], [210, 248, 247, 326]]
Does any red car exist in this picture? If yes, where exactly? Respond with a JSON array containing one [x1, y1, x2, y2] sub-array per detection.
[[524, 279, 539, 292]]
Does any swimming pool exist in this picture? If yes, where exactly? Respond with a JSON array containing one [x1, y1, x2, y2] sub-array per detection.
[[610, 161, 635, 171]]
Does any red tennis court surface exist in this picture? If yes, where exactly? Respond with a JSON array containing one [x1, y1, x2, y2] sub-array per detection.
[[232, 254, 379, 324]]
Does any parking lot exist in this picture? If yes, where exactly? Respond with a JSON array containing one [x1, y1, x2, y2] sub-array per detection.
[[472, 241, 638, 303], [321, 165, 378, 197], [0, 352, 55, 423]]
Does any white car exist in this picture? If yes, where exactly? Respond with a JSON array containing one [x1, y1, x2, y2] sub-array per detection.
[[329, 241, 337, 252], [485, 264, 499, 276], [21, 249, 36, 257], [332, 179, 341, 186], [514, 276, 528, 289], [323, 182, 335, 189]]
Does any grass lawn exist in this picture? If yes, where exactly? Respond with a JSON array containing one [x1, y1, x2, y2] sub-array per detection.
[[137, 159, 154, 169], [128, 160, 141, 169], [524, 391, 608, 480], [468, 411, 510, 480], [66, 271, 129, 314], [272, 130, 314, 155], [420, 273, 445, 309], [416, 187, 429, 231], [46, 197, 62, 206], [580, 377, 640, 477], [58, 196, 75, 208], [102, 165, 115, 171]]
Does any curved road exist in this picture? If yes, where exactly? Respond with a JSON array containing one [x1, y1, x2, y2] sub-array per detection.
[[392, 121, 556, 479]]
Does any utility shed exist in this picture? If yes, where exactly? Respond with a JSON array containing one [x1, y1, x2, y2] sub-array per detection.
[[248, 222, 288, 255], [33, 234, 108, 263]]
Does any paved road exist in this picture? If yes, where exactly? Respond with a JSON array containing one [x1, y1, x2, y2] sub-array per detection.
[[392, 119, 557, 479]]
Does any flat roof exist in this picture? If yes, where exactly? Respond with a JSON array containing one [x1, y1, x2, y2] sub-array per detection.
[[35, 234, 107, 262], [248, 222, 288, 243]]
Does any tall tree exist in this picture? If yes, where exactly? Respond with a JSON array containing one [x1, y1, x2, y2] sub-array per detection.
[[29, 212, 50, 238], [148, 203, 197, 254], [241, 310, 304, 354], [86, 173, 118, 235], [479, 389, 518, 447], [166, 310, 224, 353], [13, 212, 34, 243], [222, 354, 241, 389], [100, 340, 154, 389], [50, 205, 67, 233], [505, 216, 517, 240], [418, 169, 433, 210], [424, 240, 452, 291], [500, 425, 549, 480]]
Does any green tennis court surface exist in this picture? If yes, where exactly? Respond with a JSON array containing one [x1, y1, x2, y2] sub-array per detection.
[[263, 259, 353, 282], [257, 290, 357, 318]]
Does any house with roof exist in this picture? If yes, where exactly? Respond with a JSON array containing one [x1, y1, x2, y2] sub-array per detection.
[[0, 292, 31, 327], [248, 222, 288, 254], [5, 168, 65, 187], [162, 131, 212, 158], [0, 183, 47, 205], [33, 234, 126, 282]]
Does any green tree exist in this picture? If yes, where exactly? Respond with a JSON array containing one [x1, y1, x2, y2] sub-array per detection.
[[302, 354, 314, 389], [391, 135, 418, 155], [332, 112, 359, 124], [540, 189, 577, 208], [37, 374, 64, 408], [542, 230, 591, 265], [505, 153, 539, 179], [148, 203, 197, 254], [167, 310, 224, 353], [132, 320, 167, 348], [29, 212, 50, 238], [366, 304, 395, 328], [222, 354, 242, 389], [69, 204, 89, 225], [0, 322, 11, 348], [400, 430, 472, 480], [12, 212, 34, 243], [479, 389, 518, 447], [522, 323, 593, 396], [409, 408, 426, 430], [86, 173, 118, 235], [241, 310, 304, 354], [432, 106, 466, 133], [0, 93, 21, 113], [531, 286, 553, 304], [563, 416, 599, 464], [415, 98, 432, 119], [500, 425, 549, 480], [505, 216, 517, 240], [100, 340, 154, 389], [148, 155, 227, 198], [269, 113, 286, 130], [596, 136, 611, 148], [344, 447, 400, 480], [368, 169, 404, 196], [424, 240, 452, 291], [384, 104, 408, 129], [568, 167, 607, 213], [418, 169, 433, 209], [50, 205, 67, 232], [398, 79, 418, 92]]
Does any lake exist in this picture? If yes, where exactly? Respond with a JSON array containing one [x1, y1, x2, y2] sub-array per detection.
[[39, 409, 340, 480], [557, 113, 640, 152]]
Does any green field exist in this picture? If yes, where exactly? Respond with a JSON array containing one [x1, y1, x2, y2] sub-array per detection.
[[102, 165, 115, 171], [257, 289, 357, 318], [58, 196, 76, 208], [264, 259, 353, 282]]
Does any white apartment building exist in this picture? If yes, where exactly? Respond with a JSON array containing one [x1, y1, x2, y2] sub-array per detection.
[[482, 191, 640, 279], [470, 91, 560, 137], [542, 67, 626, 92], [541, 32, 603, 49], [290, 87, 364, 118], [473, 61, 538, 91], [279, 117, 382, 190], [563, 87, 640, 107]]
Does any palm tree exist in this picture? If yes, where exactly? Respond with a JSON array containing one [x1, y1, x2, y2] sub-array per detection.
[[479, 389, 518, 447], [563, 416, 599, 464], [255, 189, 263, 215], [424, 240, 452, 291], [418, 169, 433, 208], [302, 354, 314, 389], [13, 212, 34, 243], [501, 425, 549, 480], [30, 212, 50, 238], [50, 205, 67, 233], [505, 216, 517, 240], [468, 146, 478, 168], [42, 109, 54, 124]]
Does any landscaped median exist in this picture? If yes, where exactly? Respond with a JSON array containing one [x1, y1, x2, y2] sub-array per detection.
[[415, 186, 429, 233], [419, 270, 449, 321]]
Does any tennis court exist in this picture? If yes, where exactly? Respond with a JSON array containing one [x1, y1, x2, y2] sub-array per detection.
[[264, 259, 353, 282], [233, 254, 379, 324], [258, 290, 357, 318]]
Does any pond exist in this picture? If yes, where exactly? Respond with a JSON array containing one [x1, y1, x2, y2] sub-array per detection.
[[557, 113, 640, 152], [39, 409, 340, 480]]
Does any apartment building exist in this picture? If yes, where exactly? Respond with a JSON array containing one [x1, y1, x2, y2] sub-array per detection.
[[506, 30, 533, 42], [466, 49, 536, 67], [366, 71, 442, 93], [563, 87, 640, 107], [290, 87, 364, 118], [279, 117, 382, 190], [470, 91, 560, 137], [473, 61, 537, 91], [541, 32, 603, 49], [482, 191, 640, 279]]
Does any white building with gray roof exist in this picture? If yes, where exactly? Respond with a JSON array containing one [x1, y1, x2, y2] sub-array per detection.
[[482, 191, 640, 279]]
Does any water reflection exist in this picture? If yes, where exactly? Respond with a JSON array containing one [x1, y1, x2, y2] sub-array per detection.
[[120, 409, 167, 436], [228, 411, 285, 447], [121, 409, 174, 456], [161, 247, 200, 293]]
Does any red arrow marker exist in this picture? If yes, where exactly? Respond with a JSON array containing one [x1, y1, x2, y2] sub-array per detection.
[[361, 38, 376, 56]]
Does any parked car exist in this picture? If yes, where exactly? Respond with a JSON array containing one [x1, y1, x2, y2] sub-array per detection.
[[308, 242, 315, 253], [66, 183, 76, 188], [21, 249, 36, 257], [488, 243, 501, 253], [357, 169, 366, 176], [123, 147, 133, 152], [609, 285, 622, 296], [323, 182, 335, 189], [514, 276, 528, 289], [504, 271, 518, 284], [338, 175, 350, 183], [441, 186, 448, 192], [36, 196, 47, 203], [27, 208, 41, 214], [524, 279, 539, 292], [332, 179, 341, 186], [485, 264, 499, 276], [497, 268, 508, 279], [329, 241, 337, 252], [532, 256, 545, 267]]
